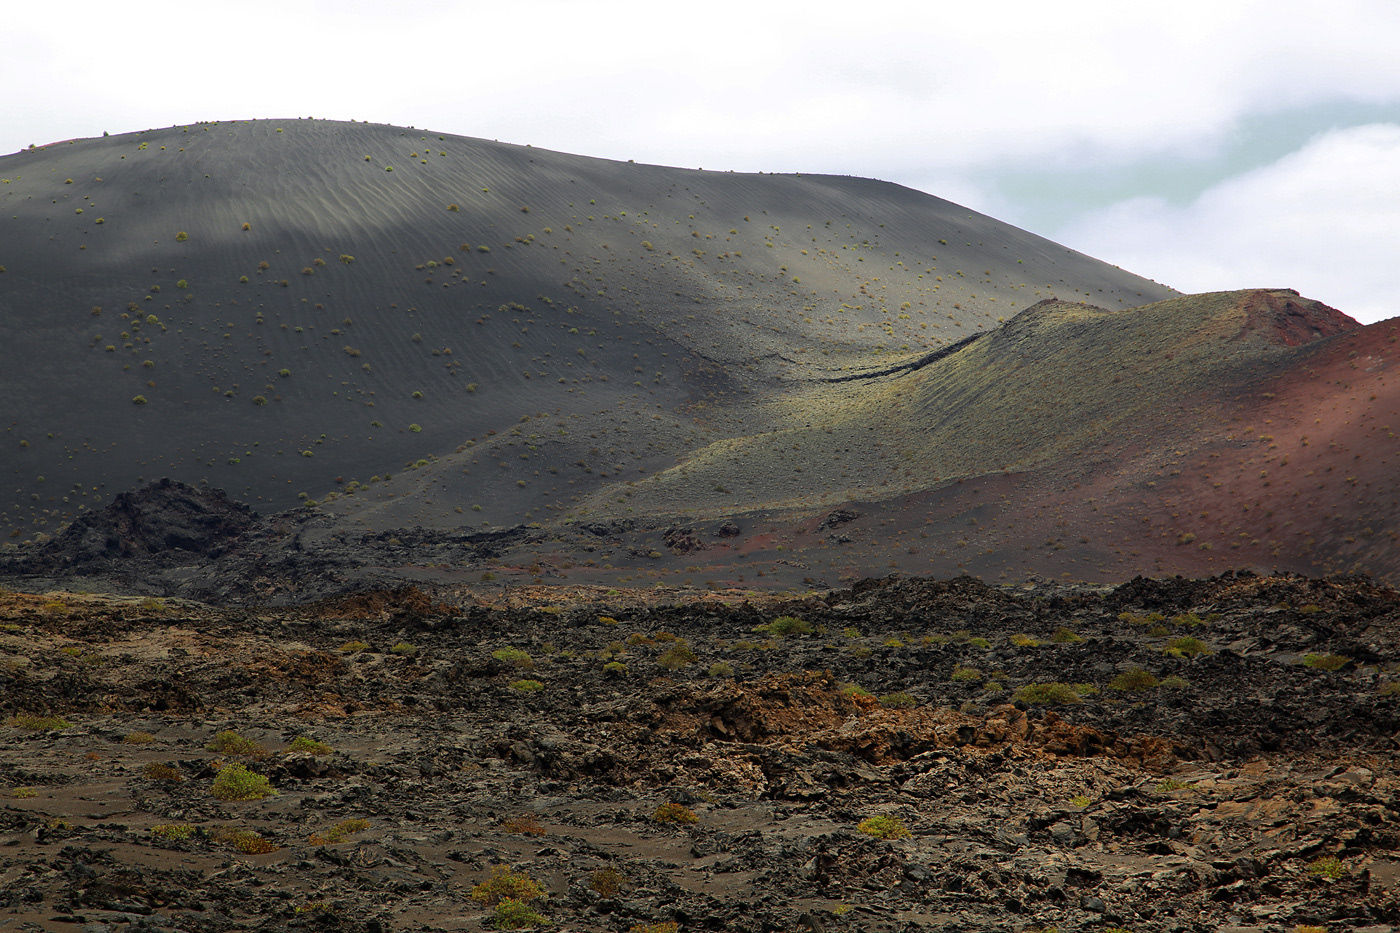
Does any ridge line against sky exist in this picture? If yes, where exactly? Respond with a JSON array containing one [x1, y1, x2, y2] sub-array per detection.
[[4, 0, 1399, 323]]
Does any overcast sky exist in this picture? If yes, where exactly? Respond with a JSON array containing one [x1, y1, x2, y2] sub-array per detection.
[[6, 1, 1399, 322]]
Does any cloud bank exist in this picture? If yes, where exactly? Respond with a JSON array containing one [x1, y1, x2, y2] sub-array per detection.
[[1057, 124, 1400, 324]]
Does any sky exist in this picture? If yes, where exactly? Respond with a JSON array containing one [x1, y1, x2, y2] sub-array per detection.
[[5, 1, 1400, 323]]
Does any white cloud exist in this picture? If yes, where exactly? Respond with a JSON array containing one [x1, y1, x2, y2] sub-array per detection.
[[6, 1, 1400, 173], [1055, 123, 1400, 324]]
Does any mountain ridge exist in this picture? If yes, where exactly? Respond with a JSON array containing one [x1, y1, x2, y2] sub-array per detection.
[[2, 119, 1396, 593]]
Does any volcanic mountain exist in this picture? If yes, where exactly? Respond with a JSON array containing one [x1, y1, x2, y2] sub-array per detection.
[[1, 119, 1396, 594]]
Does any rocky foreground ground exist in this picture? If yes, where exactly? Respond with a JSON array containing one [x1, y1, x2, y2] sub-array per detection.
[[2, 572, 1399, 933]]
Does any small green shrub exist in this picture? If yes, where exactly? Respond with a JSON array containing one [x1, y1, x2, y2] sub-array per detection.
[[308, 818, 370, 844], [968, 636, 991, 649], [1109, 668, 1158, 691], [879, 691, 916, 709], [207, 731, 267, 758], [1308, 856, 1348, 880], [656, 642, 698, 670], [10, 787, 38, 799], [1155, 777, 1191, 793], [1014, 683, 1083, 705], [841, 626, 861, 638], [10, 714, 72, 731], [652, 802, 698, 824], [1050, 626, 1084, 643], [603, 661, 627, 676], [629, 924, 679, 933], [123, 731, 156, 745], [1164, 636, 1211, 657], [1159, 675, 1189, 690], [132, 395, 148, 405], [209, 826, 277, 853], [492, 899, 546, 930], [1009, 633, 1039, 647], [1069, 795, 1092, 808], [210, 763, 274, 801], [510, 679, 544, 692], [493, 647, 535, 670], [287, 736, 332, 755], [1302, 653, 1348, 670], [175, 231, 188, 241], [857, 814, 910, 840], [950, 665, 982, 682], [338, 640, 369, 654], [707, 661, 735, 678], [390, 641, 418, 657], [150, 823, 195, 840], [471, 866, 543, 907], [754, 615, 812, 636], [589, 867, 626, 896], [143, 762, 183, 782], [841, 683, 871, 697]]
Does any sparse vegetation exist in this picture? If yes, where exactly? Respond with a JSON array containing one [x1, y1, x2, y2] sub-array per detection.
[[287, 736, 332, 755], [210, 763, 274, 801], [652, 802, 698, 824], [471, 866, 543, 907], [1308, 856, 1348, 880], [492, 899, 546, 930], [656, 641, 698, 670], [308, 818, 370, 845], [151, 823, 195, 841], [753, 615, 813, 635], [206, 731, 267, 758], [590, 867, 626, 896], [1014, 683, 1085, 705], [209, 826, 277, 854], [143, 762, 183, 782], [1165, 636, 1211, 657], [9, 714, 72, 731], [1302, 653, 1348, 670], [501, 814, 546, 836], [493, 647, 535, 670], [1109, 668, 1158, 691], [857, 814, 911, 840]]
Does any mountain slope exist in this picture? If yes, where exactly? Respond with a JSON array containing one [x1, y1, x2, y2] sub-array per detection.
[[0, 119, 1174, 541]]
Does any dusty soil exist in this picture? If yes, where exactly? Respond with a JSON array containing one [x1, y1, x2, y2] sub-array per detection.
[[3, 572, 1400, 933]]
